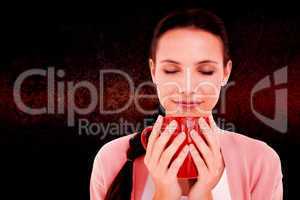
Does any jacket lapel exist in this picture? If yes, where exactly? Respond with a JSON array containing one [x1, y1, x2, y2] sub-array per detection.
[[133, 155, 148, 200], [219, 133, 249, 200]]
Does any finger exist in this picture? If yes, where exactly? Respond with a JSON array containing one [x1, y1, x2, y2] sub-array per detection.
[[190, 129, 213, 170], [208, 114, 221, 148], [158, 132, 186, 172], [189, 143, 208, 177], [198, 117, 217, 152], [167, 145, 189, 177], [150, 120, 178, 165], [145, 115, 163, 161], [208, 114, 218, 131]]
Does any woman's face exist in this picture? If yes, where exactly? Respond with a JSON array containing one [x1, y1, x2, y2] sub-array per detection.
[[149, 28, 232, 116]]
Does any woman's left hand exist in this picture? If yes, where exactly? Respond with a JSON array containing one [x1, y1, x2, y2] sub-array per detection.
[[188, 115, 225, 200]]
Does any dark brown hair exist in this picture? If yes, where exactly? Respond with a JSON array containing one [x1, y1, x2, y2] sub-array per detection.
[[104, 8, 230, 200], [150, 8, 230, 66]]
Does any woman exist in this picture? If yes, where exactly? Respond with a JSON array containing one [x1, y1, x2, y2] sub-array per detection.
[[90, 8, 283, 200]]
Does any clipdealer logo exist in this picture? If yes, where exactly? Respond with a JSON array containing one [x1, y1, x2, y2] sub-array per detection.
[[250, 66, 288, 133], [13, 66, 288, 137], [13, 67, 158, 127]]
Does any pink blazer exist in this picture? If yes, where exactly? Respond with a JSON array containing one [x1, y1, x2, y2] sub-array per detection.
[[90, 130, 283, 200]]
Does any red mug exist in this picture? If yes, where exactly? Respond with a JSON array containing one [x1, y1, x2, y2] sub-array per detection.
[[141, 115, 210, 179]]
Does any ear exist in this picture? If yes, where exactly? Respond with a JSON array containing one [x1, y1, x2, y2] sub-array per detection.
[[222, 60, 232, 86], [149, 58, 157, 84]]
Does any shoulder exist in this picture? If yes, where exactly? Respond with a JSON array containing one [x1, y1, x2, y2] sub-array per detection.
[[220, 130, 282, 180], [220, 130, 280, 161], [218, 130, 283, 200], [90, 133, 137, 189], [94, 133, 137, 165]]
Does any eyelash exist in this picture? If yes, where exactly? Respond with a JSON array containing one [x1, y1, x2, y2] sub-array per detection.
[[164, 70, 177, 74], [164, 70, 214, 75], [201, 71, 214, 75]]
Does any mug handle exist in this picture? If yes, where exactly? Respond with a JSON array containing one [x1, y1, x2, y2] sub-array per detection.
[[140, 126, 153, 150]]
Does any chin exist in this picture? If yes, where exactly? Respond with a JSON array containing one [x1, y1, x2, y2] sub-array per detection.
[[165, 104, 211, 117]]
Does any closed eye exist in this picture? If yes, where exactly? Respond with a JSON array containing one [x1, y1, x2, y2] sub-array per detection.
[[200, 71, 214, 75], [164, 70, 179, 74]]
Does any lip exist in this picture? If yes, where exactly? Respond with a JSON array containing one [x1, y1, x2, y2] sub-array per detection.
[[172, 100, 203, 107]]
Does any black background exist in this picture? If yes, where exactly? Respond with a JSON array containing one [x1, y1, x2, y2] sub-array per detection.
[[0, 1, 298, 199]]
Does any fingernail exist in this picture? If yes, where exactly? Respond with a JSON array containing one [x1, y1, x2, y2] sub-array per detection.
[[157, 115, 162, 121], [171, 119, 177, 125], [190, 129, 196, 138], [169, 120, 177, 130], [183, 145, 189, 153], [179, 132, 186, 139], [189, 144, 194, 151], [199, 117, 204, 124]]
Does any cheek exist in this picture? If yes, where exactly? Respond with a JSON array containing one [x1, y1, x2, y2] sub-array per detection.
[[155, 73, 180, 96], [199, 82, 220, 94], [197, 70, 223, 96], [156, 84, 177, 107], [155, 75, 181, 109], [197, 81, 221, 110]]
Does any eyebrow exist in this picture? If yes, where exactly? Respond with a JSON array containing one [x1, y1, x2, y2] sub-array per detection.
[[160, 59, 218, 65]]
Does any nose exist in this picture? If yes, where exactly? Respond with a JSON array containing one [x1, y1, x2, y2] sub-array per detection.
[[179, 67, 195, 95]]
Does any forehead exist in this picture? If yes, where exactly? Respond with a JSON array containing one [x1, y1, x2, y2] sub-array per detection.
[[156, 28, 224, 63]]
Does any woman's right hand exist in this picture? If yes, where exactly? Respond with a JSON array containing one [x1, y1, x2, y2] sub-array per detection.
[[143, 115, 189, 200]]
